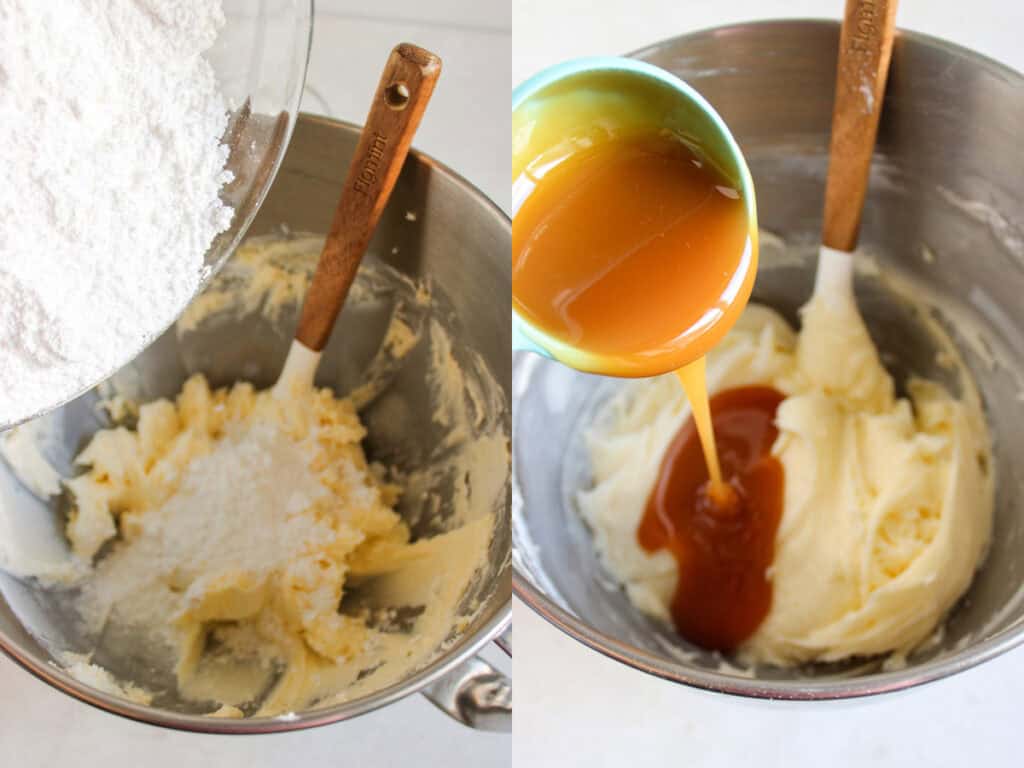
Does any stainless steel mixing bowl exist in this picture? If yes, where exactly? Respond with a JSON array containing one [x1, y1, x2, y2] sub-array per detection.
[[0, 114, 511, 732], [514, 20, 1024, 699]]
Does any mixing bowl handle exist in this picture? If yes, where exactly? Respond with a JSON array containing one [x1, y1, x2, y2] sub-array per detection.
[[420, 631, 511, 732]]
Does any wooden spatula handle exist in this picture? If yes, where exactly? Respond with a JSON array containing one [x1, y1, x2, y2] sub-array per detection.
[[296, 43, 442, 351], [822, 0, 898, 252]]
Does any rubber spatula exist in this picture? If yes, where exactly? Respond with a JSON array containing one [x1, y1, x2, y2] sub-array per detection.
[[274, 43, 442, 397], [812, 0, 898, 310]]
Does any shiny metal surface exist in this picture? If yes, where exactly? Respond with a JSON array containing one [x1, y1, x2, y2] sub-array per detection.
[[422, 655, 512, 732], [514, 21, 1024, 699], [3, 0, 313, 430], [0, 115, 511, 732]]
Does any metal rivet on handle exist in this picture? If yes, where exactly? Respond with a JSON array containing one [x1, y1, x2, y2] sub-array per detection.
[[385, 82, 410, 110]]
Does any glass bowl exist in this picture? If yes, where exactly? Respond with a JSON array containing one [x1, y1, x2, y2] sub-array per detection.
[[3, 0, 312, 430]]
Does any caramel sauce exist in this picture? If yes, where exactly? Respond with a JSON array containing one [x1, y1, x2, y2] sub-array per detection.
[[513, 113, 778, 647], [638, 386, 785, 651], [512, 132, 754, 378], [676, 357, 729, 502]]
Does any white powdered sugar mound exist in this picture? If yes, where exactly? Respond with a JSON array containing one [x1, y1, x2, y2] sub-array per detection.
[[0, 0, 234, 425], [79, 420, 333, 637]]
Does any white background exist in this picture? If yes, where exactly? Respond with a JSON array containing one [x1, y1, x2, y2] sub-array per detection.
[[0, 1, 511, 766], [513, 1, 1024, 768]]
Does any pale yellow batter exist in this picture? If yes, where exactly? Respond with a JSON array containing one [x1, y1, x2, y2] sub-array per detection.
[[65, 373, 493, 714]]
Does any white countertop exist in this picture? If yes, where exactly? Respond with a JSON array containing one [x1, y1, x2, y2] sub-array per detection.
[[513, 1, 1024, 767], [0, 2, 511, 766]]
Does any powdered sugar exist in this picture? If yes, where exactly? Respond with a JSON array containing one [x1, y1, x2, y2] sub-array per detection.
[[0, 0, 233, 425], [80, 420, 332, 630]]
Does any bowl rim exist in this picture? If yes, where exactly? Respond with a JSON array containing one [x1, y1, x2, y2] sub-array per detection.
[[630, 16, 1024, 83], [0, 113, 513, 733], [512, 18, 1024, 702]]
